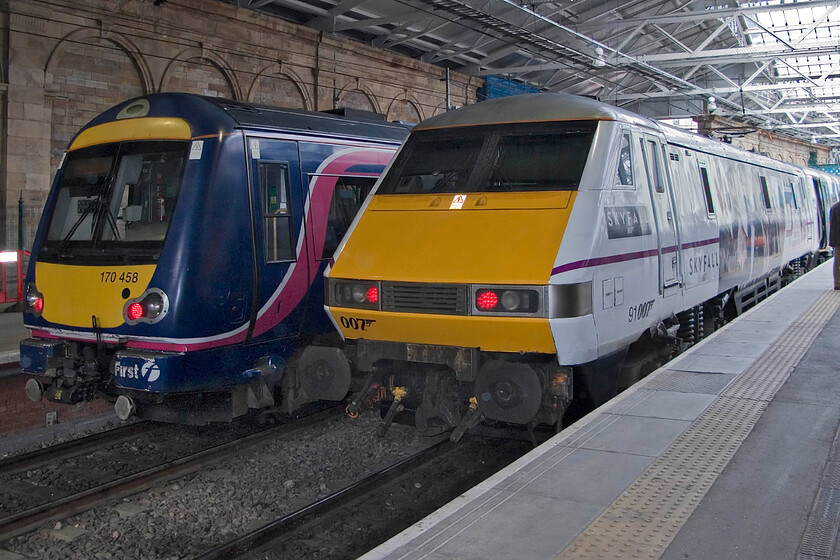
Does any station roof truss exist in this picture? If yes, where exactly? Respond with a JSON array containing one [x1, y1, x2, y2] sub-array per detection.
[[220, 0, 840, 148]]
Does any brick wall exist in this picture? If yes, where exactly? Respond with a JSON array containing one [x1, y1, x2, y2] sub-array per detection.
[[0, 373, 112, 438], [2, 0, 481, 250]]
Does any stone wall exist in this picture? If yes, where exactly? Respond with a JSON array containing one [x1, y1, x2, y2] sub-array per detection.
[[0, 0, 480, 250], [697, 115, 832, 167]]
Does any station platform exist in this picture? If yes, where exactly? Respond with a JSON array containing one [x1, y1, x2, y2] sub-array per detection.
[[361, 262, 840, 560], [0, 311, 28, 369], [0, 312, 114, 447]]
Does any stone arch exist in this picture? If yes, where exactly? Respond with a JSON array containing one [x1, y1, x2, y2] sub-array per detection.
[[431, 101, 450, 117], [44, 27, 151, 176], [335, 82, 380, 114], [385, 93, 423, 123], [160, 47, 242, 100], [45, 27, 154, 94], [247, 64, 311, 110]]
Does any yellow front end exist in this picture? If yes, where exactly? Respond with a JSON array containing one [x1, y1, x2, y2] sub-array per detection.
[[328, 191, 575, 353], [36, 262, 157, 329]]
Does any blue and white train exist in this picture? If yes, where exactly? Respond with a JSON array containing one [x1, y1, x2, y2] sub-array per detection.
[[20, 92, 409, 424]]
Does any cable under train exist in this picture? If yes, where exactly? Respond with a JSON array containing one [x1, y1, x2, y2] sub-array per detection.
[[20, 92, 409, 424], [319, 92, 840, 439]]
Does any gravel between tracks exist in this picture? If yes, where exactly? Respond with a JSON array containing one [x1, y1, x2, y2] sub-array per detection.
[[1, 411, 438, 560]]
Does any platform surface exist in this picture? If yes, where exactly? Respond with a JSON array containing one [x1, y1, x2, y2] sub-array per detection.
[[0, 311, 26, 371], [361, 262, 840, 560]]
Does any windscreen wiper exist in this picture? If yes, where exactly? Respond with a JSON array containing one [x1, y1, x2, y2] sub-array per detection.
[[56, 174, 117, 255]]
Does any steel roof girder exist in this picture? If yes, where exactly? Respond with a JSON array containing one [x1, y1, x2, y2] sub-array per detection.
[[634, 38, 840, 66], [574, 0, 840, 30]]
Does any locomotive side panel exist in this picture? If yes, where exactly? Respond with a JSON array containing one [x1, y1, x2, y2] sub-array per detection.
[[553, 122, 662, 364]]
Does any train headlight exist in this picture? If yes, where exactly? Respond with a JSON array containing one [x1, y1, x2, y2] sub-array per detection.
[[500, 290, 522, 311], [24, 283, 44, 315], [472, 285, 542, 316], [328, 279, 380, 310], [123, 288, 169, 325]]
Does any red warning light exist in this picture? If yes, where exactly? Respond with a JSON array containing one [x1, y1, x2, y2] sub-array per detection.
[[127, 302, 144, 321], [476, 290, 498, 310]]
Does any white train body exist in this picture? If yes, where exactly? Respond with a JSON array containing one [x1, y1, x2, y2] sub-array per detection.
[[322, 93, 840, 435]]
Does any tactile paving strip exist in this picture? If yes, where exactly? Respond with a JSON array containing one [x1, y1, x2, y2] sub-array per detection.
[[557, 290, 840, 560], [799, 488, 840, 557]]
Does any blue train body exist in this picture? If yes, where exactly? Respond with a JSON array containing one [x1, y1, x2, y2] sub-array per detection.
[[20, 93, 409, 424]]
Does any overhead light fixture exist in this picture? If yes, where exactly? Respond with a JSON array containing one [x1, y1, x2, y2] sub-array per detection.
[[592, 47, 606, 68], [706, 96, 718, 113]]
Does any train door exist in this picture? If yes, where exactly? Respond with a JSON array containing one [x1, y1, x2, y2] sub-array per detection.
[[247, 137, 309, 339], [801, 177, 813, 243], [812, 176, 827, 249], [639, 133, 680, 294]]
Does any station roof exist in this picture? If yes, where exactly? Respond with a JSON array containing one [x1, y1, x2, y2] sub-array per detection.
[[218, 0, 840, 149]]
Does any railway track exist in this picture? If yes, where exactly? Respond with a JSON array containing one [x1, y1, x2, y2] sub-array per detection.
[[198, 436, 530, 560], [0, 407, 343, 541], [0, 420, 151, 475]]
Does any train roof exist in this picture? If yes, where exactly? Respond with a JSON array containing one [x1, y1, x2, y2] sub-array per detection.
[[413, 93, 820, 178], [83, 92, 411, 144], [201, 96, 412, 141], [413, 92, 654, 131]]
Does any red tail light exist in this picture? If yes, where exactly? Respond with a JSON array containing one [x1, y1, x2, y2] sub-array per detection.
[[124, 289, 169, 325], [24, 283, 44, 315], [327, 279, 380, 310], [476, 290, 498, 310], [127, 302, 144, 321]]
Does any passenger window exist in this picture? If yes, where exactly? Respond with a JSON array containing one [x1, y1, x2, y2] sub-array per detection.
[[321, 177, 376, 259], [759, 176, 772, 210], [699, 165, 715, 215], [260, 162, 295, 262], [615, 133, 633, 187], [785, 182, 798, 209]]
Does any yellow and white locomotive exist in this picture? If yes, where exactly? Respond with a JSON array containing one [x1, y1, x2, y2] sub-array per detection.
[[319, 92, 840, 438]]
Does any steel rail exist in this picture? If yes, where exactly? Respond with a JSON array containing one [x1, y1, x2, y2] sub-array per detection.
[[0, 420, 151, 475], [195, 437, 453, 560], [0, 406, 344, 541]]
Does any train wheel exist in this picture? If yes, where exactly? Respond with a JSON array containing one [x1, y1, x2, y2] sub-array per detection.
[[297, 346, 352, 401], [475, 361, 542, 425]]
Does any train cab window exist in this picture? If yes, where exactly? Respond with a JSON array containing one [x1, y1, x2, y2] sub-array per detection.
[[387, 136, 484, 194], [615, 133, 633, 187], [41, 140, 187, 262], [698, 165, 715, 215], [759, 176, 772, 210], [260, 162, 295, 262], [379, 121, 596, 194], [321, 177, 376, 259]]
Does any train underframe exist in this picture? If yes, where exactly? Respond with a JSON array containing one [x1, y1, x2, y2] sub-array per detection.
[[20, 339, 286, 426]]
